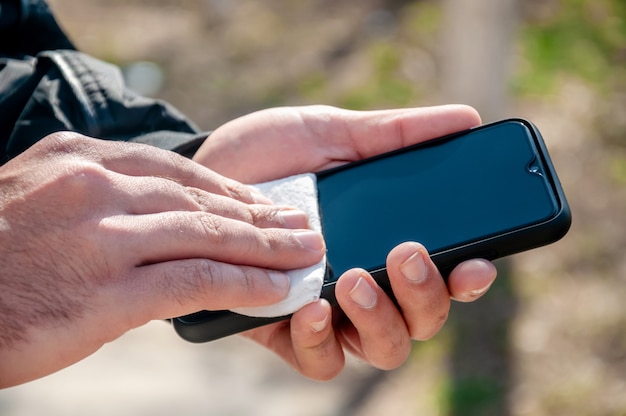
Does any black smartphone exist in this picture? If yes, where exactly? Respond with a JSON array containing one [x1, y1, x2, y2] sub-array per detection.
[[172, 118, 571, 342]]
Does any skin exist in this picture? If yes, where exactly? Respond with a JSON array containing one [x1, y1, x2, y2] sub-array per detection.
[[0, 104, 496, 387], [0, 133, 324, 387], [194, 104, 497, 380]]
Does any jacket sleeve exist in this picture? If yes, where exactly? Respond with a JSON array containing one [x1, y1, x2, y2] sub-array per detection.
[[0, 0, 208, 163]]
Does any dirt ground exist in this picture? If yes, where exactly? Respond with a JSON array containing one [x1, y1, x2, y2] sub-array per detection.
[[1, 1, 625, 415]]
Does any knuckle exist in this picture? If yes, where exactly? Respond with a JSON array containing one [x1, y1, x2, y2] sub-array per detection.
[[262, 229, 286, 253], [304, 357, 343, 381], [52, 162, 111, 207], [196, 213, 231, 246], [246, 205, 277, 227], [61, 161, 109, 188], [193, 259, 225, 295], [234, 204, 258, 226], [170, 259, 225, 303], [376, 333, 411, 369], [184, 186, 215, 211], [239, 267, 269, 296], [20, 161, 112, 224], [241, 267, 264, 292], [224, 181, 254, 203], [181, 262, 270, 305], [38, 131, 94, 156], [410, 309, 450, 341], [239, 267, 257, 292]]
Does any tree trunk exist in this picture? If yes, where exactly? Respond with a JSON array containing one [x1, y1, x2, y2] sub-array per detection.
[[440, 0, 518, 121]]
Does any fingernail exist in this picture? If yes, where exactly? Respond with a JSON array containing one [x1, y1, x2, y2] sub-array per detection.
[[468, 283, 492, 298], [278, 209, 309, 229], [310, 314, 330, 333], [293, 230, 325, 252], [349, 277, 377, 309], [400, 251, 428, 284], [268, 271, 290, 292]]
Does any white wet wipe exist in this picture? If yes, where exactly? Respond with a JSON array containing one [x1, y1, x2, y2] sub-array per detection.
[[230, 173, 326, 318]]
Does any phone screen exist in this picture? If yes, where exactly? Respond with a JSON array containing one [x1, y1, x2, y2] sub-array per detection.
[[316, 120, 559, 279]]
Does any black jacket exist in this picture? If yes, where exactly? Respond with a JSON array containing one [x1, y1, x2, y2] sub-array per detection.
[[0, 0, 207, 164]]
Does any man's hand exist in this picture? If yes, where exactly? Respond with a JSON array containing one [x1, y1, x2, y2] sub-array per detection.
[[0, 132, 325, 387], [194, 104, 497, 380]]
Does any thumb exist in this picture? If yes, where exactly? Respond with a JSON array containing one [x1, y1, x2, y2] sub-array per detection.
[[194, 105, 481, 183], [115, 260, 291, 325]]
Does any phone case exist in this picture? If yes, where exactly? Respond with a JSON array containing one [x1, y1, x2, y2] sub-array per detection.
[[172, 118, 571, 343]]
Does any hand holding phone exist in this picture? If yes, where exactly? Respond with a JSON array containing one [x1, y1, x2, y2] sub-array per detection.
[[174, 118, 571, 342]]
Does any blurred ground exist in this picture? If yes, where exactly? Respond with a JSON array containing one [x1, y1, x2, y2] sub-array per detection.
[[1, 1, 625, 415]]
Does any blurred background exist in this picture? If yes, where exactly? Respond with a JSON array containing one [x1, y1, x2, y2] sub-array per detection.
[[1, 0, 625, 415]]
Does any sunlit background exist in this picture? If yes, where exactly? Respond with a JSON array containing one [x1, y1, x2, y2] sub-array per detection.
[[1, 0, 625, 415]]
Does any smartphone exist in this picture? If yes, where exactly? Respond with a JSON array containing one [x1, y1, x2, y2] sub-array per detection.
[[172, 118, 571, 342]]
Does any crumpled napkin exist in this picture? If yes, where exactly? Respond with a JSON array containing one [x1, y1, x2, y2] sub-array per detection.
[[230, 173, 326, 318]]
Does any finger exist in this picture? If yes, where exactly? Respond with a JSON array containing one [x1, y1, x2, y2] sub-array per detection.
[[48, 132, 268, 204], [334, 269, 412, 370], [385, 242, 451, 341], [182, 190, 311, 229], [117, 259, 292, 323], [324, 104, 482, 164], [106, 171, 309, 228], [242, 300, 346, 381], [288, 299, 345, 380], [447, 259, 497, 302], [100, 211, 325, 269], [105, 171, 203, 214], [198, 105, 482, 183]]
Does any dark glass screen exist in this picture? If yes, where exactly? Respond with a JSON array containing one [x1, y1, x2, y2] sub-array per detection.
[[316, 121, 558, 278]]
